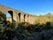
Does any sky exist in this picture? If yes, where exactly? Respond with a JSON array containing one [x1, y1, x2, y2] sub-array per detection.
[[0, 0, 53, 16]]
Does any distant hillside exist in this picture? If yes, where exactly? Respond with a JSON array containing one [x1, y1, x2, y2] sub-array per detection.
[[34, 13, 53, 24]]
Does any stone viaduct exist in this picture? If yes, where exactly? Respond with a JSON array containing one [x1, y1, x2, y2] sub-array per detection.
[[0, 5, 36, 24]]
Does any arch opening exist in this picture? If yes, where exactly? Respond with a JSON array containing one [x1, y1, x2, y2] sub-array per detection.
[[6, 10, 13, 22], [18, 13, 21, 21], [8, 10, 13, 17], [24, 14, 26, 22]]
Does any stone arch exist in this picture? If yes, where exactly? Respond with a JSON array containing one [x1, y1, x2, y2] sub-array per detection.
[[6, 10, 13, 22], [24, 14, 26, 22], [18, 13, 21, 21]]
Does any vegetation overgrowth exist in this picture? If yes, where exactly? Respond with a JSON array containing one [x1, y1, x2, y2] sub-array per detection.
[[0, 11, 53, 40]]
